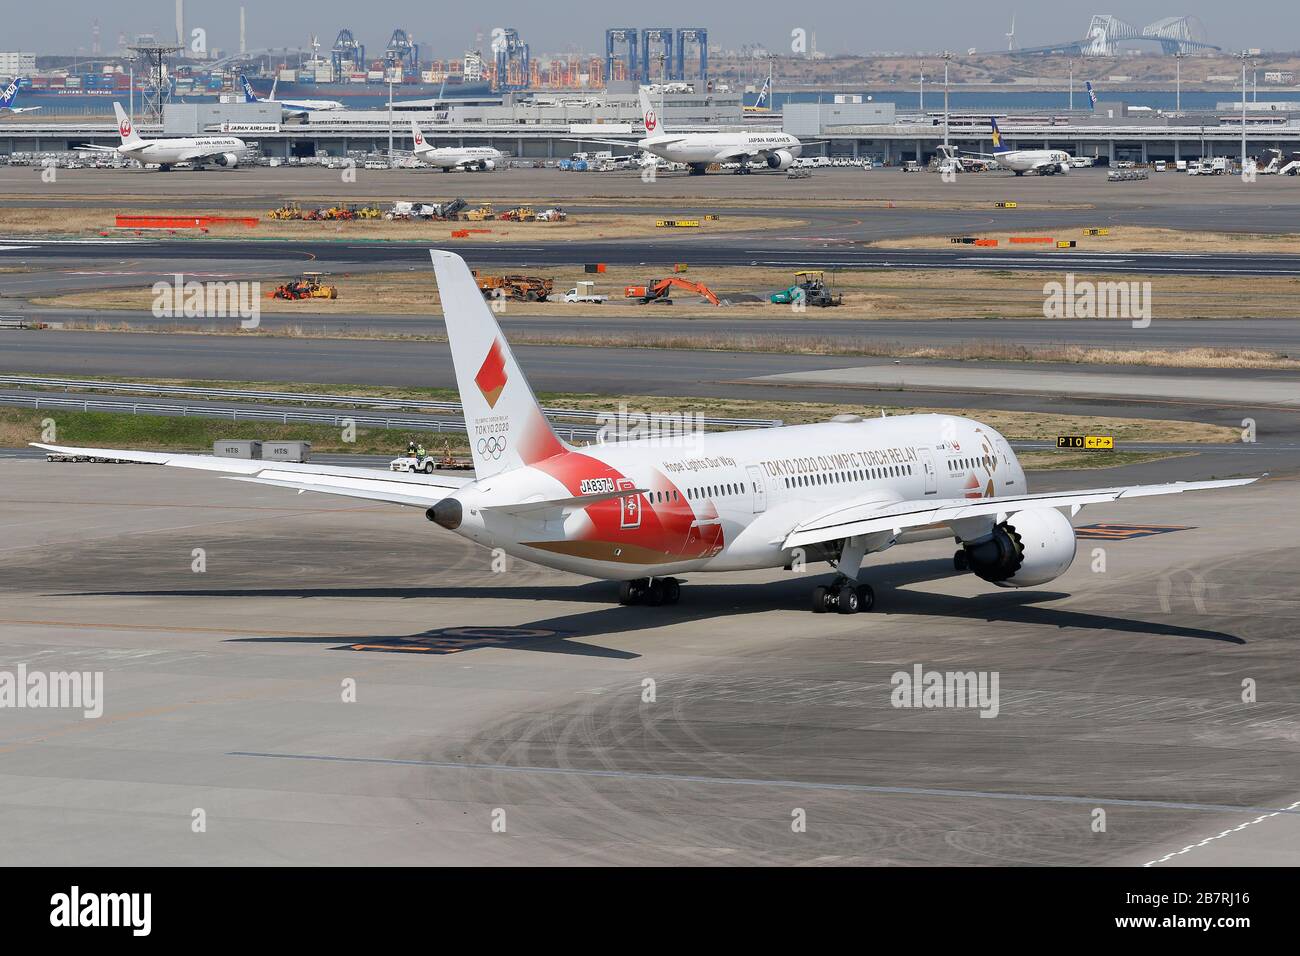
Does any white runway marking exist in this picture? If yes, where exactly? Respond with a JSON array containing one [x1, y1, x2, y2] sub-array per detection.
[[1144, 797, 1300, 866]]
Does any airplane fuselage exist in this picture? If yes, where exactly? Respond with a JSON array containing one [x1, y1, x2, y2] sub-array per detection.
[[117, 136, 246, 167], [996, 149, 1071, 174], [417, 146, 503, 170], [640, 131, 803, 166], [448, 414, 1025, 580]]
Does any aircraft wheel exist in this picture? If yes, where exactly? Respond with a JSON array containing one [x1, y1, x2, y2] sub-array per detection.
[[618, 580, 640, 605], [837, 586, 860, 614], [663, 578, 681, 605], [856, 584, 875, 613], [953, 549, 969, 572], [811, 585, 829, 613], [646, 579, 666, 606]]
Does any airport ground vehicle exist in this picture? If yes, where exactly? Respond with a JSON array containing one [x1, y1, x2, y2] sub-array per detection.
[[390, 454, 440, 474], [770, 271, 842, 308], [473, 272, 553, 302], [624, 276, 722, 306], [902, 160, 922, 172], [268, 272, 338, 300], [562, 281, 607, 303], [34, 251, 1258, 614]]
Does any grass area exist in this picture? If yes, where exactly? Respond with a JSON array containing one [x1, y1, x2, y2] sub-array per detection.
[[1, 408, 468, 458], [34, 263, 1300, 324], [0, 205, 795, 243], [870, 226, 1300, 255], [3, 374, 1240, 445]]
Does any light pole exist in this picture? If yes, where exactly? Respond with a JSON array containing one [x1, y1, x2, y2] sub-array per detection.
[[1236, 50, 1252, 173], [1173, 52, 1186, 113], [918, 61, 924, 115], [941, 50, 951, 147], [1068, 58, 1074, 112], [387, 78, 394, 157]]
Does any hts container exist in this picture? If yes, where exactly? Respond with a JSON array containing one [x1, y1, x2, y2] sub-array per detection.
[[213, 440, 262, 459], [261, 441, 312, 463]]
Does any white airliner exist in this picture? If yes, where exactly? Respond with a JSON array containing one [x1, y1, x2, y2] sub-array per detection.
[[240, 74, 343, 115], [77, 103, 246, 171], [409, 119, 503, 171], [35, 252, 1257, 613], [965, 118, 1071, 176], [588, 87, 806, 175], [0, 78, 41, 114]]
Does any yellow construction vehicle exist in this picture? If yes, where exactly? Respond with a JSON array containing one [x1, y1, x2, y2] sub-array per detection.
[[268, 271, 339, 300]]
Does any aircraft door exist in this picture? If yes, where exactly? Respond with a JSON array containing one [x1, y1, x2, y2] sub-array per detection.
[[919, 448, 938, 495], [746, 465, 767, 513]]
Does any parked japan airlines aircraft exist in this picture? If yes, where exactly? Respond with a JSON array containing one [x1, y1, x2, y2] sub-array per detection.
[[588, 87, 806, 175], [0, 78, 41, 113], [972, 117, 1072, 176], [77, 103, 246, 170], [239, 73, 343, 114], [409, 119, 504, 171], [35, 251, 1256, 613]]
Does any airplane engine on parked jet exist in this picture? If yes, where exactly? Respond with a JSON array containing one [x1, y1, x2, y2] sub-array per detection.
[[960, 508, 1076, 587], [216, 153, 240, 167], [479, 159, 496, 170], [766, 149, 795, 170]]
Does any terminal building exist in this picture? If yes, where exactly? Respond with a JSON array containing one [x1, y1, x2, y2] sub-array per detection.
[[2, 87, 1299, 165]]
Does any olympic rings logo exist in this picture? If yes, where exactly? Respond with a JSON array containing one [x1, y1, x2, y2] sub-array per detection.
[[477, 436, 507, 460]]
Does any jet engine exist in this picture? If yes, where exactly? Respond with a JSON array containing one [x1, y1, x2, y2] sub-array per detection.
[[215, 153, 240, 168], [478, 159, 496, 171], [766, 149, 795, 171], [960, 508, 1076, 587]]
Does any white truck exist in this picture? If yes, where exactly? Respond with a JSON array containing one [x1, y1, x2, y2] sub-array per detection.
[[562, 281, 608, 303], [389, 454, 440, 474]]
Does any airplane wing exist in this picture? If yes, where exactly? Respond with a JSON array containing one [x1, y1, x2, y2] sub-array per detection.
[[31, 443, 469, 509], [74, 144, 120, 152], [783, 477, 1259, 550]]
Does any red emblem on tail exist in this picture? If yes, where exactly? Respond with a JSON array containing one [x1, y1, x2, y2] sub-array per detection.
[[644, 108, 657, 133], [474, 339, 508, 408], [119, 119, 132, 138]]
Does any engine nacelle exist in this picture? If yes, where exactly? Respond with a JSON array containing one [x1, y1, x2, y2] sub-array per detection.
[[215, 152, 239, 168], [479, 159, 496, 171], [962, 508, 1076, 587], [766, 149, 795, 171]]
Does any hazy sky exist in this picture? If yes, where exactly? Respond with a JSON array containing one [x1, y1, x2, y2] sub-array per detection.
[[8, 2, 1297, 58]]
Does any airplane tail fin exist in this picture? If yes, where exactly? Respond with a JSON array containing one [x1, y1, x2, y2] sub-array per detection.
[[429, 250, 569, 479], [755, 75, 771, 109], [0, 78, 18, 109], [1085, 81, 1097, 110], [112, 102, 142, 146], [410, 117, 427, 152], [269, 76, 278, 101], [638, 86, 658, 134], [238, 74, 259, 103], [989, 117, 1009, 154]]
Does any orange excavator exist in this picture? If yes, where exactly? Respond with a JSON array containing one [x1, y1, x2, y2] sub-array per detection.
[[623, 277, 721, 306]]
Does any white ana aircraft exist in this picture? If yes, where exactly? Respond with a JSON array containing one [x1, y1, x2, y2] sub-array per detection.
[[970, 117, 1072, 176], [239, 73, 343, 115], [35, 251, 1258, 613], [0, 78, 41, 114], [588, 87, 806, 175], [77, 103, 246, 171], [409, 118, 503, 171]]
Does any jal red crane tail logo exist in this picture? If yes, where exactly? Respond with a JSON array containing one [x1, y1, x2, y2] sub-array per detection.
[[414, 131, 423, 146], [644, 108, 657, 133], [119, 118, 132, 138], [474, 338, 508, 408]]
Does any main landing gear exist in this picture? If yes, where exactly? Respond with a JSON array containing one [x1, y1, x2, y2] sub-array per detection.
[[618, 577, 682, 606], [811, 578, 875, 614]]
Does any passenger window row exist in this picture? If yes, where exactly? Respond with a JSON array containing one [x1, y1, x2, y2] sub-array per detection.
[[780, 464, 912, 489]]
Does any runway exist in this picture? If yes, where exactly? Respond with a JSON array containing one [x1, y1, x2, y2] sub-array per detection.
[[0, 459, 1294, 865], [6, 236, 1300, 277]]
